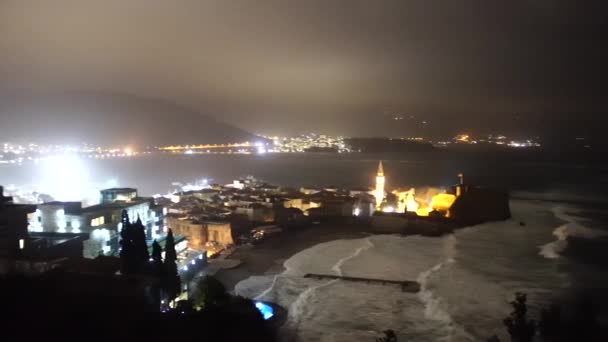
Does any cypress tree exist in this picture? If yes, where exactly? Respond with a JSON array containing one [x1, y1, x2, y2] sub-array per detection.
[[121, 209, 130, 228], [152, 239, 163, 263], [165, 228, 177, 263], [151, 239, 163, 275], [132, 215, 150, 267], [119, 211, 150, 274], [163, 229, 181, 300], [151, 239, 165, 306], [119, 210, 135, 274]]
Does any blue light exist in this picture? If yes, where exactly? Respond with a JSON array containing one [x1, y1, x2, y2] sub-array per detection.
[[255, 301, 274, 320]]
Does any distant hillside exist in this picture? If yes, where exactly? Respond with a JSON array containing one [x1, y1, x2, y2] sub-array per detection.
[[346, 137, 435, 153], [0, 92, 256, 146]]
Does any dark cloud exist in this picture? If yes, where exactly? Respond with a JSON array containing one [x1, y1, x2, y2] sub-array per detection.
[[0, 0, 606, 137]]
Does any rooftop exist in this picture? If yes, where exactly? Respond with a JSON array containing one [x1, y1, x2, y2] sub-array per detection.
[[101, 188, 137, 193], [80, 198, 153, 213]]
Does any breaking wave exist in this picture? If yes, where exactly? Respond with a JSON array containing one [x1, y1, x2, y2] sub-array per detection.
[[235, 200, 590, 341], [539, 206, 607, 259], [417, 234, 457, 325], [417, 262, 452, 323]]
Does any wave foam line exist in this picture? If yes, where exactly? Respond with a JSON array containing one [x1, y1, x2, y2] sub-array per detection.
[[417, 262, 453, 324], [254, 274, 280, 301], [331, 237, 375, 276], [539, 206, 607, 259]]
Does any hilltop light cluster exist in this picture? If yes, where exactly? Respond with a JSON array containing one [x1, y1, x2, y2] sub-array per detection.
[[433, 134, 542, 148], [264, 134, 351, 153]]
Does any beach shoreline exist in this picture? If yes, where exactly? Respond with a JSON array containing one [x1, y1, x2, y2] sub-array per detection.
[[215, 222, 372, 292]]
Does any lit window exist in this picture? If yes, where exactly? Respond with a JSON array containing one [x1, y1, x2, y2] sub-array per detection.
[[91, 216, 105, 227]]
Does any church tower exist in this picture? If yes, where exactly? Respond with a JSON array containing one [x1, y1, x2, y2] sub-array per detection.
[[375, 161, 385, 208]]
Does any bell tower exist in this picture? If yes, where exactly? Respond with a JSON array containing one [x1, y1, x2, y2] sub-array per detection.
[[375, 161, 385, 208]]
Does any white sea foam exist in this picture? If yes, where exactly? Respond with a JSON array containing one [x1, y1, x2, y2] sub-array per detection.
[[417, 262, 452, 323], [235, 200, 579, 341], [331, 237, 374, 276], [417, 234, 457, 325], [539, 206, 607, 259], [254, 274, 280, 300]]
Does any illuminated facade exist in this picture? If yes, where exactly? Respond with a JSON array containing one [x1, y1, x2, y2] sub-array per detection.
[[394, 188, 419, 213], [29, 188, 164, 258], [374, 161, 385, 208], [167, 216, 233, 251]]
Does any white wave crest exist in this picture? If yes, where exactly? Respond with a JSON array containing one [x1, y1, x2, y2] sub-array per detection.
[[539, 206, 607, 259], [254, 274, 280, 300], [331, 237, 374, 276], [417, 261, 453, 324], [284, 279, 339, 336]]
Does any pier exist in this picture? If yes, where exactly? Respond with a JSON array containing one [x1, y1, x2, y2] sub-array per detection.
[[303, 273, 420, 293]]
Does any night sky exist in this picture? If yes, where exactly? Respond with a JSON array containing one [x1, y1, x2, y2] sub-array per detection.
[[0, 1, 606, 138]]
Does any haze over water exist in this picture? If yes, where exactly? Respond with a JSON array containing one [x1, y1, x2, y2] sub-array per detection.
[[2, 152, 607, 201]]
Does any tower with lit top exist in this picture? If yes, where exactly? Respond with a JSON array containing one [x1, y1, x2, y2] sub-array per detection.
[[375, 160, 385, 208]]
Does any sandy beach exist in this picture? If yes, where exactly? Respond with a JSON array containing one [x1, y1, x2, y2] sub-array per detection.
[[215, 221, 372, 291]]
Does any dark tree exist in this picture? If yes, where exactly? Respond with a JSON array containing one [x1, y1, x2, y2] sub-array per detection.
[[1, 273, 277, 342], [193, 275, 229, 309], [151, 240, 162, 263], [164, 229, 177, 266], [119, 210, 136, 274], [503, 293, 536, 342], [132, 216, 150, 267], [120, 211, 150, 274], [151, 240, 163, 273], [163, 229, 181, 300]]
